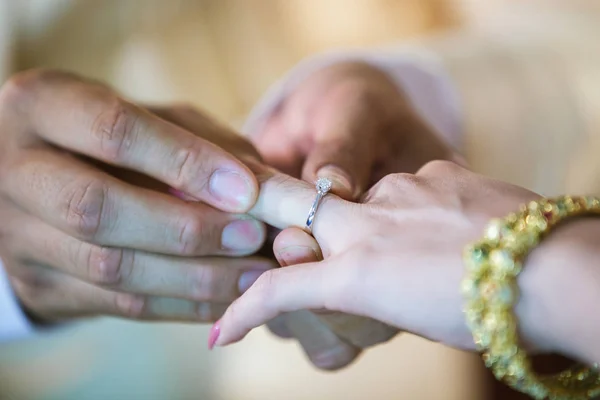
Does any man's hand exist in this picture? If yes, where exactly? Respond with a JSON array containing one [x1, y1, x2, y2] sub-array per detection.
[[252, 61, 460, 200], [0, 69, 272, 323]]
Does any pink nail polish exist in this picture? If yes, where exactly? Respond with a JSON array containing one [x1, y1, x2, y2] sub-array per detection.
[[208, 320, 221, 350]]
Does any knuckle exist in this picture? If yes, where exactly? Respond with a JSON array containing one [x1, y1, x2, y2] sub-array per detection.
[[85, 245, 124, 285], [0, 69, 63, 110], [382, 173, 419, 188], [91, 97, 139, 162], [170, 143, 211, 192], [190, 267, 220, 302], [371, 173, 420, 198], [176, 215, 210, 255], [63, 180, 109, 241], [10, 268, 53, 304], [115, 293, 145, 319]]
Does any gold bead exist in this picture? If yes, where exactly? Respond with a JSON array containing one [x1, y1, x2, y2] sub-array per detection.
[[485, 219, 503, 243], [460, 278, 478, 297], [489, 249, 518, 276], [464, 244, 489, 273], [525, 214, 547, 231], [527, 201, 540, 212]]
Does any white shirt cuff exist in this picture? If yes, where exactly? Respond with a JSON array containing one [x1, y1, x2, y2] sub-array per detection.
[[0, 259, 35, 343], [243, 47, 463, 155]]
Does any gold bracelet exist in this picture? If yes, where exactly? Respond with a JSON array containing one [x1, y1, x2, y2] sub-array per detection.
[[462, 196, 600, 400]]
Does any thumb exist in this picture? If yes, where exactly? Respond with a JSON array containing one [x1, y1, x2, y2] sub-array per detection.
[[275, 228, 397, 349], [272, 227, 361, 370], [301, 98, 380, 200], [304, 144, 376, 201]]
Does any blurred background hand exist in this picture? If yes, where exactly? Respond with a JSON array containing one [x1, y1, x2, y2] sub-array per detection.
[[251, 61, 462, 200]]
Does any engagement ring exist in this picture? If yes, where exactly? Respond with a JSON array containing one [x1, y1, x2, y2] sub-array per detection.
[[305, 177, 332, 233]]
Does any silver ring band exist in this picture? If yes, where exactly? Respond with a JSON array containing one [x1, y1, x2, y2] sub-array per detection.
[[305, 178, 332, 233]]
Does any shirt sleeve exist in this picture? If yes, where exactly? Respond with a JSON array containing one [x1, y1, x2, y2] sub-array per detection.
[[243, 47, 464, 155], [0, 259, 35, 343]]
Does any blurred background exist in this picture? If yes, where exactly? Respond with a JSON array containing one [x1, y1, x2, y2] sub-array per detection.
[[0, 0, 591, 399]]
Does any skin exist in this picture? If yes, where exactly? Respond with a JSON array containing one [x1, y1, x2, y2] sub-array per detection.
[[0, 67, 405, 371], [0, 61, 465, 370], [0, 69, 276, 324], [251, 61, 462, 199], [215, 161, 600, 366], [249, 61, 463, 367]]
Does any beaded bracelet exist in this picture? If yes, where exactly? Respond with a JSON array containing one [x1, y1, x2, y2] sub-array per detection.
[[461, 196, 600, 400]]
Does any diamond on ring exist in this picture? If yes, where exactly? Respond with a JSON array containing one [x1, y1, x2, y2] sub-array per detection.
[[316, 177, 333, 193], [305, 177, 332, 233]]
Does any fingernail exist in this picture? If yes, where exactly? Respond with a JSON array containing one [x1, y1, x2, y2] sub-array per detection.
[[222, 219, 265, 252], [208, 320, 221, 350], [311, 346, 351, 370], [317, 165, 354, 197], [209, 169, 253, 210], [238, 270, 266, 293], [277, 245, 320, 267]]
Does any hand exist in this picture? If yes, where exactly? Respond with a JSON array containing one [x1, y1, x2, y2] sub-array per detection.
[[151, 104, 365, 368], [215, 161, 558, 355], [0, 71, 359, 371], [0, 69, 271, 323], [251, 60, 462, 367], [252, 61, 461, 200]]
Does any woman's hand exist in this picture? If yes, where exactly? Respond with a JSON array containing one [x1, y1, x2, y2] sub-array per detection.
[[216, 161, 561, 354], [251, 61, 461, 200], [249, 60, 464, 366]]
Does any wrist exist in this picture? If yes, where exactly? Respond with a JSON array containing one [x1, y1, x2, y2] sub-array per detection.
[[518, 217, 600, 364]]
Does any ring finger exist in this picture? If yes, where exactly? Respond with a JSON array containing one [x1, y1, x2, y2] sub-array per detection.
[[7, 213, 275, 303]]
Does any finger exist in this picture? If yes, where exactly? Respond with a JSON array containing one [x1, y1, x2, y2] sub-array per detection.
[[247, 165, 353, 253], [283, 310, 361, 370], [273, 229, 361, 370], [266, 315, 294, 339], [8, 213, 274, 301], [12, 217, 274, 303], [251, 110, 304, 177], [266, 228, 315, 339], [10, 265, 228, 323], [274, 227, 394, 349], [4, 149, 265, 255], [214, 261, 345, 347], [300, 83, 382, 200], [4, 70, 257, 212], [146, 104, 262, 162], [273, 227, 322, 266]]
